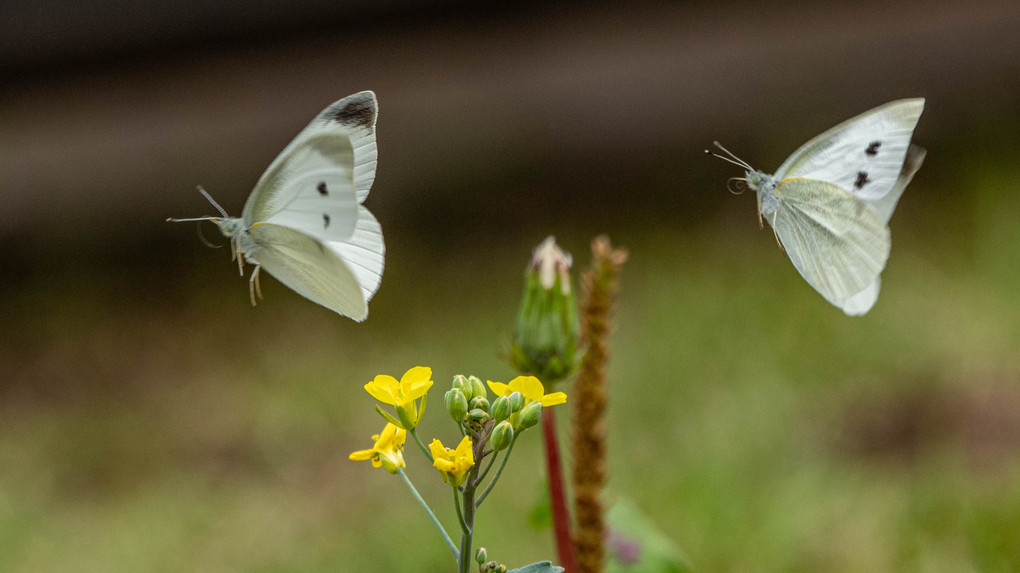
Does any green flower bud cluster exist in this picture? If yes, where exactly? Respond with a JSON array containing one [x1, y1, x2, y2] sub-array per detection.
[[510, 237, 579, 384]]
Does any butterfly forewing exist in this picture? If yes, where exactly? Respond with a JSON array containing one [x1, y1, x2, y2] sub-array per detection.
[[774, 99, 924, 202], [772, 178, 891, 301], [249, 223, 369, 321], [867, 144, 926, 224], [242, 91, 379, 234], [254, 167, 360, 241]]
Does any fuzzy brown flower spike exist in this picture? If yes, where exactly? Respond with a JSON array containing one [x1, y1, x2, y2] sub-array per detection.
[[573, 235, 628, 573]]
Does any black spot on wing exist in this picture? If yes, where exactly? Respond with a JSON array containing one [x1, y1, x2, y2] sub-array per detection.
[[866, 141, 882, 156], [323, 214, 331, 229], [854, 171, 871, 190], [317, 182, 328, 196], [327, 92, 377, 129]]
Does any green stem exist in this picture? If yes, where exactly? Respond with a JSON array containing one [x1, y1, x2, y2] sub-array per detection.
[[409, 428, 434, 463], [474, 450, 499, 486], [474, 433, 518, 508], [458, 484, 476, 573], [396, 468, 458, 560], [453, 484, 470, 534]]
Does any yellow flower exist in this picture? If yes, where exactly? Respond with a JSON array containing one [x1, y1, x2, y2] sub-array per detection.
[[487, 375, 566, 407], [364, 366, 434, 429], [349, 423, 406, 474], [429, 436, 475, 486]]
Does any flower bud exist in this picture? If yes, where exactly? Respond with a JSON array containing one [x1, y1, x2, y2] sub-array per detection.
[[508, 391, 526, 413], [490, 421, 514, 451], [467, 376, 487, 401], [469, 396, 490, 413], [510, 237, 578, 383], [475, 547, 488, 564], [451, 374, 468, 393], [490, 395, 512, 422], [468, 408, 490, 423], [444, 388, 468, 421], [518, 401, 543, 430]]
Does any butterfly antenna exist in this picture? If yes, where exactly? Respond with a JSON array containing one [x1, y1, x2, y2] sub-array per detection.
[[704, 141, 754, 171], [166, 187, 231, 224], [197, 186, 230, 218]]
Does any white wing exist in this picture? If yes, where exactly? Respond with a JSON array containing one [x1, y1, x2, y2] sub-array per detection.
[[325, 206, 385, 304], [249, 223, 371, 321], [774, 99, 924, 202], [828, 144, 925, 315], [242, 91, 379, 243], [867, 144, 925, 224], [770, 178, 891, 303]]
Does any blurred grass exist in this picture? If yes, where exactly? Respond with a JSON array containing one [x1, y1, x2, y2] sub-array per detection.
[[2, 159, 1020, 572]]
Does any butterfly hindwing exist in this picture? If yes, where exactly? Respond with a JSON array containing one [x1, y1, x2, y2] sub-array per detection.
[[249, 222, 370, 321], [771, 178, 891, 302], [774, 99, 924, 202], [325, 206, 385, 304]]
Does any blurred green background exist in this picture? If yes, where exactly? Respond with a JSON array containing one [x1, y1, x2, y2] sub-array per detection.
[[2, 0, 1020, 571]]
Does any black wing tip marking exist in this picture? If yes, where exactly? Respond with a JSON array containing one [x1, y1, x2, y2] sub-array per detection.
[[327, 91, 378, 129], [865, 141, 882, 156]]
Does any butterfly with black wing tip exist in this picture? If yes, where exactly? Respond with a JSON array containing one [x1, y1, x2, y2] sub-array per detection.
[[707, 98, 925, 315], [169, 91, 385, 321]]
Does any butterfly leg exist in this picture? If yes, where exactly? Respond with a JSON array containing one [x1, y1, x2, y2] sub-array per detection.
[[232, 240, 246, 276], [771, 227, 785, 253], [249, 265, 263, 306]]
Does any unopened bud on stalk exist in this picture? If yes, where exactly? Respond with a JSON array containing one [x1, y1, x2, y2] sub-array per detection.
[[469, 396, 490, 412], [468, 408, 490, 423], [444, 388, 468, 422], [490, 421, 514, 451], [490, 395, 512, 422], [508, 391, 526, 413], [518, 401, 543, 430], [467, 376, 487, 401], [510, 237, 578, 384]]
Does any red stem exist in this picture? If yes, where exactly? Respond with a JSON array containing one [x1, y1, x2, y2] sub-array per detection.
[[542, 406, 578, 573]]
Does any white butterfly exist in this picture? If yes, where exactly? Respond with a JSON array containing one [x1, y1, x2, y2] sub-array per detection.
[[169, 91, 384, 321], [708, 98, 926, 316]]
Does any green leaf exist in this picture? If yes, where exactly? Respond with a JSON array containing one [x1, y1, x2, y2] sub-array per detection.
[[508, 561, 564, 573], [605, 497, 693, 573]]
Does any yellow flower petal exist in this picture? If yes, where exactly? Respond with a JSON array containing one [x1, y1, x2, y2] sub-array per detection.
[[400, 366, 433, 387], [348, 448, 375, 461], [487, 381, 509, 396], [539, 391, 567, 407], [510, 375, 545, 402], [364, 375, 400, 405]]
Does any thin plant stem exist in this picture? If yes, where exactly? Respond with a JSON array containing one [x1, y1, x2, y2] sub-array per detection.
[[542, 407, 578, 573], [474, 434, 518, 508], [453, 485, 470, 534], [474, 449, 499, 487], [409, 428, 434, 462], [458, 467, 480, 573], [396, 468, 458, 560]]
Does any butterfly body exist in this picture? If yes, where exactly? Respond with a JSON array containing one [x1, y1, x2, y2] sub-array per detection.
[[713, 99, 925, 315], [171, 91, 384, 321]]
